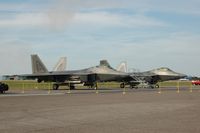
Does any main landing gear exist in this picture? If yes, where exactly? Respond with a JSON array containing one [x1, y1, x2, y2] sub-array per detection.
[[53, 83, 77, 90], [53, 84, 59, 90], [120, 83, 125, 88]]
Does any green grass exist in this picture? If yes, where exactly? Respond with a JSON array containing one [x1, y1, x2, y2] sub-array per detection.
[[1, 80, 193, 90], [2, 80, 52, 90], [159, 81, 192, 87]]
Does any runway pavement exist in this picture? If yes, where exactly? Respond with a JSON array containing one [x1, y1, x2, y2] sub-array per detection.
[[0, 88, 200, 133]]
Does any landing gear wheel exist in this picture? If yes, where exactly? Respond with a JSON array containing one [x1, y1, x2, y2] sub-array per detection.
[[53, 84, 59, 90], [92, 82, 98, 90], [70, 85, 75, 90], [155, 84, 159, 88], [120, 83, 125, 88]]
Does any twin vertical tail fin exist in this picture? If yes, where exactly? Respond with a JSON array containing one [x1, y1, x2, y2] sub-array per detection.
[[53, 57, 66, 71], [31, 54, 48, 74], [117, 61, 127, 73]]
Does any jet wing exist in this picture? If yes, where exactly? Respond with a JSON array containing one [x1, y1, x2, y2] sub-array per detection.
[[20, 70, 92, 83]]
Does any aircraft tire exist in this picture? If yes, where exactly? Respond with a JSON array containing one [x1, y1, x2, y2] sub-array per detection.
[[53, 84, 59, 90], [70, 85, 75, 90], [120, 83, 125, 88], [91, 82, 98, 90], [94, 82, 98, 90], [155, 84, 159, 88]]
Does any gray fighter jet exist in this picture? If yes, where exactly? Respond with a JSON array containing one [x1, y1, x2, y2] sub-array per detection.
[[21, 55, 131, 90], [120, 67, 186, 89], [21, 55, 186, 90]]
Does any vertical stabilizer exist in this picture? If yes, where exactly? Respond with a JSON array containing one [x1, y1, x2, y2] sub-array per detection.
[[53, 57, 67, 71], [100, 60, 112, 68], [31, 55, 48, 74], [117, 61, 127, 73]]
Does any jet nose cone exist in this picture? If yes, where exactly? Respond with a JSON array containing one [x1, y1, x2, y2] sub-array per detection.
[[179, 73, 187, 78], [171, 72, 187, 80]]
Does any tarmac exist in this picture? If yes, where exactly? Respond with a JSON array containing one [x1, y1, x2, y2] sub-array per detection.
[[0, 88, 200, 133]]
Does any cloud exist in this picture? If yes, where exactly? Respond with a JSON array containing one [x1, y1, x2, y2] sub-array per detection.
[[0, 11, 167, 30], [0, 13, 49, 27], [42, 0, 120, 30], [0, 0, 199, 30], [73, 12, 167, 28]]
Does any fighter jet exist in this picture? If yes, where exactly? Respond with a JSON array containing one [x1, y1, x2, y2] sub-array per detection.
[[21, 55, 131, 90], [120, 67, 186, 89], [21, 55, 186, 90]]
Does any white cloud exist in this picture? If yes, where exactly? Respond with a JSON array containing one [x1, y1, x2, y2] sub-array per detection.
[[0, 0, 199, 29], [0, 11, 167, 29], [73, 12, 167, 28], [0, 13, 49, 27]]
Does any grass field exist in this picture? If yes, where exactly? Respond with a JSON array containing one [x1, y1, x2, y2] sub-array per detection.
[[1, 80, 193, 90]]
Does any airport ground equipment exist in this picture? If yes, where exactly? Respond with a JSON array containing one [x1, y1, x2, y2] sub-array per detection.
[[0, 82, 9, 93], [191, 80, 200, 85]]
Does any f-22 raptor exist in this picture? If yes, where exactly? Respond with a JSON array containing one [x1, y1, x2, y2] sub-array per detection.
[[21, 55, 131, 90], [122, 67, 186, 89], [21, 55, 186, 90]]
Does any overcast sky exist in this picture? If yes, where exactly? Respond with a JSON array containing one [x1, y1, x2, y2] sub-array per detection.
[[0, 0, 200, 76]]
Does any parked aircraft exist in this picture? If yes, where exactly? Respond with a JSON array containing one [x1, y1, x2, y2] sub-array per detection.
[[21, 55, 132, 90], [121, 67, 187, 88], [21, 54, 186, 90]]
